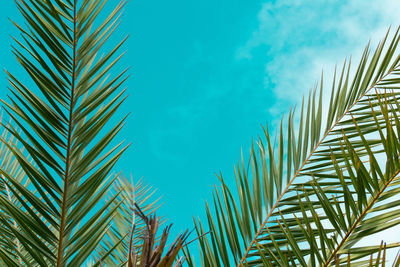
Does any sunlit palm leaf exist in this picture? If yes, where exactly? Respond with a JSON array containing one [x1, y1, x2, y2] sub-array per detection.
[[194, 27, 400, 266]]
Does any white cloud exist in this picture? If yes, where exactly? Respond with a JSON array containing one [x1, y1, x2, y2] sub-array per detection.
[[236, 0, 400, 116]]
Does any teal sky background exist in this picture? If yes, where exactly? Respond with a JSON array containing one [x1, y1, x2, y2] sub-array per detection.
[[1, 0, 400, 261]]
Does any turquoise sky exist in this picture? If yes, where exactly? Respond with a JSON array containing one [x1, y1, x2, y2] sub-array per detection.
[[1, 0, 400, 261]]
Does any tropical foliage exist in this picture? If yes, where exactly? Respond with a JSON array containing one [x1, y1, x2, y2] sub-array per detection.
[[192, 28, 400, 266], [2, 0, 400, 266], [0, 0, 159, 266], [0, 123, 160, 266]]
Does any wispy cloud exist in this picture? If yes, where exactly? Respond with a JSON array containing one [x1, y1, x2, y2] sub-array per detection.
[[236, 0, 400, 115]]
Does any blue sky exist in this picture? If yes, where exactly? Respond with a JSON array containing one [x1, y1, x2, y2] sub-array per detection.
[[1, 0, 400, 262]]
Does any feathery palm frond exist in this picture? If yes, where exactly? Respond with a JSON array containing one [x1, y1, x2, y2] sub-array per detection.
[[0, 0, 131, 265], [248, 94, 400, 265], [194, 27, 400, 266]]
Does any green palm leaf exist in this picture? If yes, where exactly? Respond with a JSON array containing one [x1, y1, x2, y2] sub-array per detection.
[[0, 0, 137, 265], [194, 27, 400, 266]]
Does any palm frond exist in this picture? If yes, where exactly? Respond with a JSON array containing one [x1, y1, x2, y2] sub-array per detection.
[[194, 27, 400, 266], [0, 0, 131, 265]]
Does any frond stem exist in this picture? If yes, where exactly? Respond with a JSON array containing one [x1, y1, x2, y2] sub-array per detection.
[[57, 1, 77, 266]]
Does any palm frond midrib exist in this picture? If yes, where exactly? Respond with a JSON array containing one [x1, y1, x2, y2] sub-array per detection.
[[56, 1, 78, 265]]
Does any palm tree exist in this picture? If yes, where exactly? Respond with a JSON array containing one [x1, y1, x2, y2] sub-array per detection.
[[193, 28, 400, 266], [0, 0, 162, 266]]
